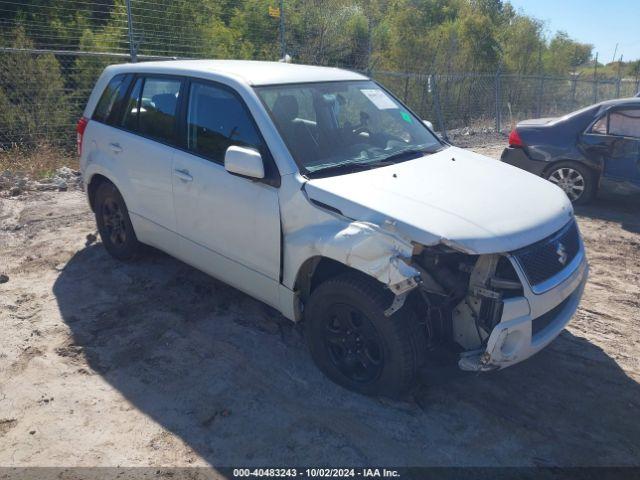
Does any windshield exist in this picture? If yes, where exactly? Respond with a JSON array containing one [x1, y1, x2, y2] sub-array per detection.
[[255, 80, 444, 176]]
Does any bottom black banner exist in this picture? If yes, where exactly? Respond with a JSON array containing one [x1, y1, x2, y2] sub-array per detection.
[[1, 467, 639, 480]]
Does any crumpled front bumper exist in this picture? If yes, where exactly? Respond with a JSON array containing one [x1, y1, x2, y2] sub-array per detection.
[[459, 248, 588, 372]]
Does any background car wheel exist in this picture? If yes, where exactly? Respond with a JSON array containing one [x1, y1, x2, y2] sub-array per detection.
[[305, 273, 422, 398], [545, 161, 596, 205], [95, 182, 140, 261]]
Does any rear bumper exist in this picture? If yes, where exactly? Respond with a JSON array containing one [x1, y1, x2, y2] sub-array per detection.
[[459, 248, 588, 372], [500, 147, 547, 177]]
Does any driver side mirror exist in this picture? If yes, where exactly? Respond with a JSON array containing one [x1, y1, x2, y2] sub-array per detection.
[[224, 146, 265, 179], [422, 120, 434, 130]]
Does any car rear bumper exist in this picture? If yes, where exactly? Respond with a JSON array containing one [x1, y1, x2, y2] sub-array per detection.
[[459, 246, 588, 372], [501, 147, 547, 176]]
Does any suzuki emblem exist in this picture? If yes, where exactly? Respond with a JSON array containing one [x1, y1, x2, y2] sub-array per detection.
[[556, 242, 568, 265]]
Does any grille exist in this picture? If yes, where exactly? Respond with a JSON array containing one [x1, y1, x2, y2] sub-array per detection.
[[532, 296, 571, 336], [513, 220, 581, 287]]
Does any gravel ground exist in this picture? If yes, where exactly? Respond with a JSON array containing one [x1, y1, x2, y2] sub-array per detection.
[[0, 143, 639, 468]]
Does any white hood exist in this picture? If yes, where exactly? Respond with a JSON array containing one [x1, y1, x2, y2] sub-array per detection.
[[304, 146, 574, 254]]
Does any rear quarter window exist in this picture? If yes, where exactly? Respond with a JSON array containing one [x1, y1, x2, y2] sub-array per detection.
[[591, 115, 607, 134], [92, 74, 131, 125]]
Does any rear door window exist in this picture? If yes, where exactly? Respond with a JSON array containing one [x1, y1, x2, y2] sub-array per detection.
[[138, 78, 182, 144], [119, 76, 182, 145], [93, 74, 131, 125], [608, 109, 640, 139]]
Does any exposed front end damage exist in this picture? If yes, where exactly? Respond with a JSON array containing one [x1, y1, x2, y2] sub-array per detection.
[[307, 218, 589, 373], [404, 223, 588, 372], [406, 246, 524, 360], [461, 248, 588, 371], [288, 184, 587, 372]]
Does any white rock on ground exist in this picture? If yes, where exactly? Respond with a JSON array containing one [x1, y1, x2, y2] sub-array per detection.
[[0, 166, 82, 195]]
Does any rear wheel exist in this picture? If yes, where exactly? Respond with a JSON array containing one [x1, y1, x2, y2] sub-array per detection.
[[545, 161, 596, 205], [305, 273, 421, 398], [94, 182, 140, 260]]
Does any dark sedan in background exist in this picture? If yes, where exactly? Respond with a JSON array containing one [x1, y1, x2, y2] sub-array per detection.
[[501, 98, 640, 204]]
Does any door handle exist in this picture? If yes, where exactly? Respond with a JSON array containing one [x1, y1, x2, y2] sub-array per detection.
[[173, 168, 193, 182], [109, 142, 122, 154]]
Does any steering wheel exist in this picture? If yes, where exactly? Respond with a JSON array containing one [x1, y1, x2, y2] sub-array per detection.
[[353, 125, 371, 136]]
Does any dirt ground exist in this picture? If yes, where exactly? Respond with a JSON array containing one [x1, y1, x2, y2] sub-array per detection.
[[1, 143, 639, 468]]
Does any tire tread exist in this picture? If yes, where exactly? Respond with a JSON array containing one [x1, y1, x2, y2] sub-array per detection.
[[305, 272, 421, 397]]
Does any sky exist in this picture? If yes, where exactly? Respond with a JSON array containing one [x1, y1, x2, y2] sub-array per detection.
[[507, 0, 640, 63]]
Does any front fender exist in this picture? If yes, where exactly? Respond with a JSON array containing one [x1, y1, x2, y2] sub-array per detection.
[[286, 219, 421, 296]]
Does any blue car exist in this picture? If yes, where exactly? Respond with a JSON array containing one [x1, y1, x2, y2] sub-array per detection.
[[501, 98, 640, 204]]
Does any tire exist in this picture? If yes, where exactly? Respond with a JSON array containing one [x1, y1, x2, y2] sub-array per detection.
[[544, 161, 596, 205], [94, 182, 140, 261], [305, 273, 422, 398]]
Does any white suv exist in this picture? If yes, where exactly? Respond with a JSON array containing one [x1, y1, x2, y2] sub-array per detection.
[[79, 60, 588, 397]]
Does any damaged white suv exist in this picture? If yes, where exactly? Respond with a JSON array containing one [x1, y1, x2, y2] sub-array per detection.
[[79, 60, 588, 397]]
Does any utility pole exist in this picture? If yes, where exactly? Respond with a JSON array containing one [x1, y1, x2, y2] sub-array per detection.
[[126, 0, 137, 62], [616, 54, 623, 97], [617, 54, 623, 77], [279, 0, 286, 60], [612, 43, 618, 64]]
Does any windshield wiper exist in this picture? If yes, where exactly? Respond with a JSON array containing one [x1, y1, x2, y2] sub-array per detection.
[[377, 148, 431, 164], [306, 146, 444, 178], [306, 161, 380, 178]]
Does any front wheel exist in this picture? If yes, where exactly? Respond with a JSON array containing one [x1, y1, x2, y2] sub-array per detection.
[[545, 161, 596, 205], [304, 273, 422, 398]]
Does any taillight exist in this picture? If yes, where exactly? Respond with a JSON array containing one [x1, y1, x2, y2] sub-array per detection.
[[76, 116, 89, 156], [508, 129, 524, 148]]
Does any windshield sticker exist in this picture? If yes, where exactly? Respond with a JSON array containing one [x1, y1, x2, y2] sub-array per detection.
[[400, 111, 413, 123], [360, 89, 398, 110]]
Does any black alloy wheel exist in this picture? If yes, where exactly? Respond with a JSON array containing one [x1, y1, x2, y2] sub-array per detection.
[[323, 303, 384, 383], [94, 182, 140, 260]]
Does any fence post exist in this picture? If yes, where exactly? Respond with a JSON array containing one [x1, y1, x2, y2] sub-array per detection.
[[279, 0, 286, 60], [126, 0, 137, 62], [536, 75, 544, 118], [495, 67, 502, 133], [570, 75, 578, 110], [593, 54, 598, 103], [432, 74, 448, 141]]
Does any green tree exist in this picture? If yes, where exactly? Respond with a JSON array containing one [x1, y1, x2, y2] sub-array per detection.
[[545, 31, 592, 75], [0, 28, 70, 146], [496, 5, 544, 74], [72, 0, 129, 95], [285, 0, 370, 67], [227, 0, 281, 60]]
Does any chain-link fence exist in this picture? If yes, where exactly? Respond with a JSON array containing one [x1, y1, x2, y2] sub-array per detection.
[[1, 0, 639, 149], [0, 48, 175, 147], [373, 70, 640, 138]]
